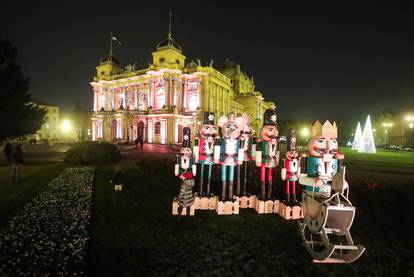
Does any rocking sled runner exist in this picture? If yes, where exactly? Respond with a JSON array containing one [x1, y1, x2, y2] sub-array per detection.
[[299, 167, 365, 263]]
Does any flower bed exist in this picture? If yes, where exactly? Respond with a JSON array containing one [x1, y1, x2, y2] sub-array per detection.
[[0, 167, 95, 276]]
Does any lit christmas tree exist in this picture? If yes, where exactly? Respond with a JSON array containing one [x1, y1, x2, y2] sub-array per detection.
[[352, 122, 363, 150], [358, 115, 376, 153]]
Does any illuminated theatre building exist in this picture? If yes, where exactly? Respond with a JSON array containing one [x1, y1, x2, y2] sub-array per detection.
[[90, 31, 275, 144]]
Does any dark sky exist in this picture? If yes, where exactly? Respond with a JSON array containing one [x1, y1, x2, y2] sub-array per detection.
[[1, 1, 413, 123]]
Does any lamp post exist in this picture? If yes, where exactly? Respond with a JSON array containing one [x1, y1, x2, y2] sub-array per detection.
[[382, 122, 393, 147], [300, 127, 310, 150], [405, 115, 414, 147]]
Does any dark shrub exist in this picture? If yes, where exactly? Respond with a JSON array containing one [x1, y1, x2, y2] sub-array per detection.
[[64, 142, 121, 165]]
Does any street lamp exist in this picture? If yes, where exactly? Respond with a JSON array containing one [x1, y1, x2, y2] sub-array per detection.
[[381, 122, 393, 146], [405, 115, 414, 147]]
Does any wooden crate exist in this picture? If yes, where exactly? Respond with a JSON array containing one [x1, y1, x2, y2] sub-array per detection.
[[255, 199, 275, 214], [273, 200, 281, 214], [199, 197, 210, 210], [172, 197, 195, 216], [208, 196, 218, 210], [238, 196, 249, 209], [248, 195, 257, 208], [216, 200, 240, 215], [278, 202, 303, 220]]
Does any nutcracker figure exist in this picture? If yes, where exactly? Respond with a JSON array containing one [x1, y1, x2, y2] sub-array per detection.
[[281, 129, 300, 205], [298, 121, 365, 262], [174, 127, 197, 219], [236, 120, 254, 196], [193, 112, 217, 197], [255, 109, 279, 200], [214, 113, 249, 201]]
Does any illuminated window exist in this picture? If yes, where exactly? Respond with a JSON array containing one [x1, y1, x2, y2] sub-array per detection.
[[154, 122, 161, 135], [188, 93, 198, 111], [156, 88, 165, 109]]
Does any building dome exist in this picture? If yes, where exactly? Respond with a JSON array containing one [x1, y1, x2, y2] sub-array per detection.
[[99, 53, 121, 66], [157, 35, 182, 52], [215, 59, 239, 78]]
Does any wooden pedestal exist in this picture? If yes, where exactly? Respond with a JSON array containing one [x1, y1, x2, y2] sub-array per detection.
[[216, 200, 239, 215], [194, 197, 210, 210], [208, 196, 218, 210], [237, 196, 256, 209], [278, 202, 303, 220], [172, 197, 195, 216], [255, 199, 274, 214]]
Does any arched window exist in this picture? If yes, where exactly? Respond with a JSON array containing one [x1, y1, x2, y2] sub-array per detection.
[[154, 122, 161, 135]]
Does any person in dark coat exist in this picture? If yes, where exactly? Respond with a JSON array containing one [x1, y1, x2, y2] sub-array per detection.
[[138, 135, 144, 150], [3, 142, 12, 163], [10, 144, 23, 183], [111, 164, 124, 191], [134, 138, 139, 150]]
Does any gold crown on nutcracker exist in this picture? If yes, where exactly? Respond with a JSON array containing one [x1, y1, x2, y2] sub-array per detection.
[[311, 120, 338, 138]]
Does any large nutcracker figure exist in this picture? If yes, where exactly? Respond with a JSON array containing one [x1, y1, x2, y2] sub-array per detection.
[[255, 109, 279, 200], [214, 113, 249, 201], [193, 112, 217, 197], [298, 120, 365, 262], [174, 127, 197, 218], [281, 129, 300, 205], [236, 120, 255, 196]]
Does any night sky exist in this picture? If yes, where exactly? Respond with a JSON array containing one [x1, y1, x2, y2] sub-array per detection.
[[1, 1, 413, 123]]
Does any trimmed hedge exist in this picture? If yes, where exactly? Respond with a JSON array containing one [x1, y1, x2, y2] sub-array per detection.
[[64, 142, 121, 165]]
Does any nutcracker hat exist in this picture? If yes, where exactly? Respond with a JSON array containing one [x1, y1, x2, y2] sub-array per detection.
[[311, 120, 338, 138], [182, 127, 191, 148], [287, 128, 297, 151], [263, 109, 277, 126], [203, 111, 215, 125]]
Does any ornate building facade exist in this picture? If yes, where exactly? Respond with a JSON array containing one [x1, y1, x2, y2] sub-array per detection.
[[91, 31, 275, 144]]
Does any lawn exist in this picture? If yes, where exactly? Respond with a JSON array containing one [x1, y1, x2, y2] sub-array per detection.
[[1, 148, 413, 276], [86, 151, 414, 276], [0, 162, 68, 226]]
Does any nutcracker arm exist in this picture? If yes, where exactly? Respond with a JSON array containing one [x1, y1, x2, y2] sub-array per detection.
[[174, 164, 179, 176], [193, 146, 199, 163], [214, 138, 221, 163], [214, 145, 221, 163], [192, 164, 197, 176], [255, 150, 262, 167], [298, 166, 301, 176], [281, 167, 286, 180], [238, 140, 245, 164], [251, 143, 256, 160], [276, 150, 280, 165]]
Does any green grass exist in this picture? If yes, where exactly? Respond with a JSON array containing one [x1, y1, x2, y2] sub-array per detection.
[[342, 147, 414, 185], [0, 163, 68, 227], [86, 156, 414, 276], [1, 148, 414, 276]]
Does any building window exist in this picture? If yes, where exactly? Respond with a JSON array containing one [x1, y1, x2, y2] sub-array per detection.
[[159, 57, 165, 63], [176, 59, 180, 64], [154, 122, 161, 135]]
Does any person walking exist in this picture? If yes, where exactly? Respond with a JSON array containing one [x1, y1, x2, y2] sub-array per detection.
[[134, 138, 139, 150], [138, 135, 144, 150], [10, 144, 23, 183], [3, 141, 12, 163], [111, 164, 124, 191]]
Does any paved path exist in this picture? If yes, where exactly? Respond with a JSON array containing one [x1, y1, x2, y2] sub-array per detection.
[[0, 143, 72, 167], [0, 142, 179, 167]]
